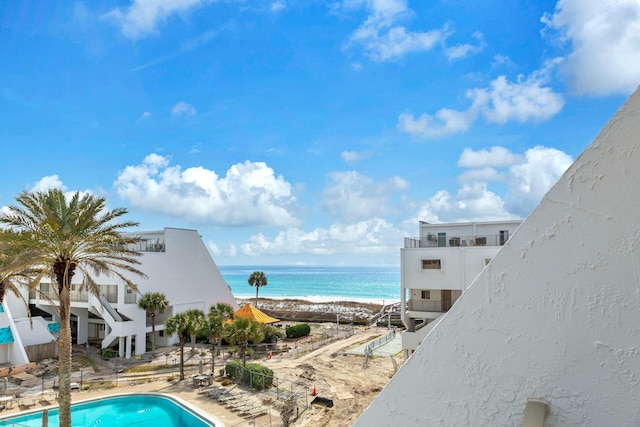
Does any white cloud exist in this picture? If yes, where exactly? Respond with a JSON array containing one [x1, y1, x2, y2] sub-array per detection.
[[114, 154, 300, 227], [172, 101, 196, 116], [458, 146, 521, 168], [341, 150, 372, 164], [239, 218, 403, 257], [398, 68, 564, 139], [398, 106, 478, 139], [321, 171, 409, 222], [103, 0, 212, 39], [345, 0, 449, 61], [271, 1, 286, 12], [405, 145, 573, 224], [136, 111, 152, 123], [31, 175, 67, 193], [505, 145, 573, 214], [543, 0, 640, 95], [445, 31, 486, 60]]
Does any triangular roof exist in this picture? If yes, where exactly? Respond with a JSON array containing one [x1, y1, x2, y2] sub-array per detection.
[[234, 304, 280, 324], [355, 88, 640, 426]]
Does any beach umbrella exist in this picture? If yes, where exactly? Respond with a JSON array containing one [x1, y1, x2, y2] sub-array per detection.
[[232, 304, 280, 324]]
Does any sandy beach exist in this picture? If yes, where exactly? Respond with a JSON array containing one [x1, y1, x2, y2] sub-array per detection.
[[0, 300, 400, 427], [237, 297, 385, 324]]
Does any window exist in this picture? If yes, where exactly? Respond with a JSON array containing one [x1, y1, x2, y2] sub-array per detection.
[[159, 330, 165, 337], [484, 258, 492, 266], [422, 259, 442, 270], [499, 230, 509, 245], [421, 290, 431, 299]]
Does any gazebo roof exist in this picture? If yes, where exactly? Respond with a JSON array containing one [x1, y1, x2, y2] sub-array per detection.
[[234, 304, 280, 324]]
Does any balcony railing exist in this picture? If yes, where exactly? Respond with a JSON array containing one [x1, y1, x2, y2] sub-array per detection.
[[408, 299, 453, 312], [30, 284, 119, 304], [30, 289, 90, 303], [114, 238, 165, 253], [404, 233, 509, 248]]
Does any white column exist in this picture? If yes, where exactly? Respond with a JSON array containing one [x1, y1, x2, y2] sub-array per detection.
[[118, 337, 125, 358], [134, 333, 145, 356], [125, 335, 132, 359]]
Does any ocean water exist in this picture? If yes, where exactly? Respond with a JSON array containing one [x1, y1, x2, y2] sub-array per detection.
[[219, 265, 400, 304]]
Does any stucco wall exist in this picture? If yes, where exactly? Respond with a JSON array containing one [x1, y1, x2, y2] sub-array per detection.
[[356, 89, 640, 426]]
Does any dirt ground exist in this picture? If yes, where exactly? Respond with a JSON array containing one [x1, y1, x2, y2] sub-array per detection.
[[266, 324, 398, 427]]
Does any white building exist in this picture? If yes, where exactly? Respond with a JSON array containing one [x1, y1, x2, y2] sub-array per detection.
[[1, 227, 237, 367], [401, 220, 522, 358], [355, 89, 640, 425]]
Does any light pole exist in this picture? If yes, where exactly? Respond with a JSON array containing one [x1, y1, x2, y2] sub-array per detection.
[[80, 370, 84, 390]]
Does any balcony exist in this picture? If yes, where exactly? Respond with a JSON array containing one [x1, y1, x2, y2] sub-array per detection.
[[30, 284, 119, 304], [408, 299, 453, 312], [404, 233, 508, 248]]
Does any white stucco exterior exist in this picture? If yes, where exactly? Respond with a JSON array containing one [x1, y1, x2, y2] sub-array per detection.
[[4, 227, 237, 361], [356, 89, 640, 426]]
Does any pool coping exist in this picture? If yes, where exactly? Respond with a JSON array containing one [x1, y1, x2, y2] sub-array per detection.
[[0, 391, 225, 427]]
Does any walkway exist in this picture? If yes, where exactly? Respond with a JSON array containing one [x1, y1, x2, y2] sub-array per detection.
[[346, 330, 403, 357]]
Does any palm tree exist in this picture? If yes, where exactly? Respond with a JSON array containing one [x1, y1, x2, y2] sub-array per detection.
[[224, 317, 264, 366], [184, 308, 206, 355], [0, 189, 145, 427], [138, 292, 169, 357], [248, 271, 267, 307], [206, 303, 234, 374], [165, 311, 191, 380]]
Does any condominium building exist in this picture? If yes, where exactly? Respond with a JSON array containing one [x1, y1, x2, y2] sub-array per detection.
[[1, 227, 237, 369], [400, 220, 522, 358], [355, 83, 640, 427]]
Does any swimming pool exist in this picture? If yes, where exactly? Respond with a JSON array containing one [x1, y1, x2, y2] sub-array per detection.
[[0, 393, 215, 427]]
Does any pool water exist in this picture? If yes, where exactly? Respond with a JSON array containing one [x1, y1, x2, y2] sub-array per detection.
[[0, 394, 214, 427]]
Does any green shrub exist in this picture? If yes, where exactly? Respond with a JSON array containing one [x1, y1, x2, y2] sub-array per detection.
[[285, 323, 311, 339], [225, 360, 274, 390]]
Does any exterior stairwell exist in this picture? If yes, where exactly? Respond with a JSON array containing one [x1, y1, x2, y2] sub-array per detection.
[[89, 294, 130, 349]]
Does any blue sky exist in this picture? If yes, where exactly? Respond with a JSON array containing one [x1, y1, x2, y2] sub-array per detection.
[[1, 0, 639, 266]]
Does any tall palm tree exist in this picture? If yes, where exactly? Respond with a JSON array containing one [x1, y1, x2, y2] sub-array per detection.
[[165, 311, 191, 380], [206, 303, 234, 374], [138, 292, 169, 357], [185, 308, 206, 355], [224, 317, 264, 366], [0, 189, 145, 427], [248, 271, 267, 307]]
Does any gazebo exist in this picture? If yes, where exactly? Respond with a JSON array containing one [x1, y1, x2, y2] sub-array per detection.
[[233, 304, 280, 324]]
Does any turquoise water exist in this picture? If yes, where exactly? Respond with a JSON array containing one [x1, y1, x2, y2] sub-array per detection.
[[219, 265, 400, 303], [0, 394, 213, 427]]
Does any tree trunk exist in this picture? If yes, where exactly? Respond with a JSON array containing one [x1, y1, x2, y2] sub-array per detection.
[[150, 312, 156, 357], [55, 263, 74, 427], [211, 339, 217, 375], [179, 339, 185, 380], [241, 343, 247, 366], [255, 287, 259, 308]]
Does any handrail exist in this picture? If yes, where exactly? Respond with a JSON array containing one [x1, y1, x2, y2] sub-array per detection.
[[364, 329, 396, 366]]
